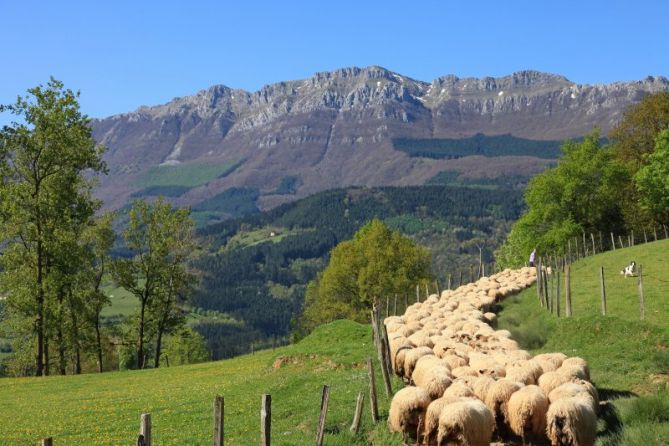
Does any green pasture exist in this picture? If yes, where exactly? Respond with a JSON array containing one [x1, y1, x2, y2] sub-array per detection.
[[497, 238, 669, 444], [135, 159, 243, 189], [0, 320, 403, 445]]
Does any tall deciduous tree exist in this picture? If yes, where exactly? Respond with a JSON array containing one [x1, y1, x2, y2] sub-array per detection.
[[0, 79, 106, 376], [496, 132, 625, 266], [112, 197, 195, 369], [300, 219, 431, 331], [635, 130, 669, 224]]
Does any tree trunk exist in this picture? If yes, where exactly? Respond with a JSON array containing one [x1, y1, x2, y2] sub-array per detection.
[[58, 288, 67, 375], [138, 294, 147, 369], [95, 317, 103, 373], [36, 237, 45, 376], [154, 330, 163, 369]]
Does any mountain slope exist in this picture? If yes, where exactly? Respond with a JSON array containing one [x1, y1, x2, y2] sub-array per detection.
[[91, 67, 669, 215]]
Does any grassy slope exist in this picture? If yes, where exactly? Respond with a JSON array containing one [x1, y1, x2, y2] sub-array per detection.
[[0, 320, 403, 446], [497, 239, 669, 444]]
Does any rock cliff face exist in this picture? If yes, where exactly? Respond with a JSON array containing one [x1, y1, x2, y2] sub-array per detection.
[[92, 66, 668, 212]]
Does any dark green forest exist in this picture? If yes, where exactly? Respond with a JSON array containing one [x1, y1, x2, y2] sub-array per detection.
[[392, 133, 597, 159], [191, 184, 524, 358]]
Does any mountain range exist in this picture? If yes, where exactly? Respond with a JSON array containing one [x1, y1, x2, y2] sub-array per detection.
[[91, 66, 669, 222]]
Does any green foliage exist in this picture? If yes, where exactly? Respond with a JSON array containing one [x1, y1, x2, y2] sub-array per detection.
[[135, 159, 244, 188], [392, 133, 566, 159], [162, 326, 209, 365], [635, 130, 669, 223], [192, 186, 259, 214], [497, 132, 626, 266], [0, 78, 107, 376], [112, 197, 196, 369], [300, 219, 431, 330], [610, 91, 669, 171]]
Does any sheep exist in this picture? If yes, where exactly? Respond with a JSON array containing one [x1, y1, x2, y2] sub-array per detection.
[[548, 380, 599, 413], [546, 397, 597, 446], [506, 359, 544, 385], [393, 345, 414, 378], [436, 398, 495, 446], [388, 386, 432, 444], [484, 378, 524, 439], [442, 380, 475, 399], [467, 375, 496, 402], [403, 346, 435, 381], [538, 370, 573, 396], [559, 359, 590, 381], [422, 395, 473, 445], [412, 365, 453, 400], [507, 385, 549, 445], [439, 354, 468, 370], [450, 365, 478, 379], [534, 352, 567, 373]]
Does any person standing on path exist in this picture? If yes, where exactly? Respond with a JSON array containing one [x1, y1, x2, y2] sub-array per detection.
[[529, 248, 537, 267]]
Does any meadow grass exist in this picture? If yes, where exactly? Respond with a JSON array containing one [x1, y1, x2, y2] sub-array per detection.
[[497, 239, 669, 444], [0, 320, 403, 445], [135, 160, 243, 189]]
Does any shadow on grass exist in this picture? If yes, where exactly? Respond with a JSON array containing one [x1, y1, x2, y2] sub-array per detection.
[[596, 388, 638, 445]]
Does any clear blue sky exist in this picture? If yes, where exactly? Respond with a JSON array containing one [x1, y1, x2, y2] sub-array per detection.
[[1, 0, 668, 121]]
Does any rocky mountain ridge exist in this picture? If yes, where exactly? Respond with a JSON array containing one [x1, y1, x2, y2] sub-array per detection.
[[91, 66, 669, 216]]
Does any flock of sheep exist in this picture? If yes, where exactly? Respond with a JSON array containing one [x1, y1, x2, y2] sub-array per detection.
[[385, 267, 599, 446]]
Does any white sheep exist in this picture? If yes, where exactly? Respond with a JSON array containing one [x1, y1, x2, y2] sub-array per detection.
[[507, 384, 549, 445], [422, 395, 473, 445], [388, 386, 432, 444], [548, 380, 599, 413], [546, 396, 597, 446], [437, 398, 495, 446], [412, 364, 453, 400], [484, 378, 524, 439]]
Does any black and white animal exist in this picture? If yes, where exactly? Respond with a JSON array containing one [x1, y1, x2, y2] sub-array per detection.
[[620, 261, 637, 277]]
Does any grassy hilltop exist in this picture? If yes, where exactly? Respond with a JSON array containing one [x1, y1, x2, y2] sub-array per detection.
[[1, 240, 668, 445]]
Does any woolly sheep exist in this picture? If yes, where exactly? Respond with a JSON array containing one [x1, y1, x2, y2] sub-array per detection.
[[538, 370, 574, 396], [484, 378, 524, 438], [437, 398, 495, 446], [422, 395, 474, 445], [403, 346, 435, 380], [507, 385, 549, 444], [549, 381, 599, 413], [546, 396, 597, 446], [560, 357, 590, 380], [506, 359, 544, 385], [441, 354, 468, 370], [388, 386, 432, 443], [534, 352, 567, 373], [450, 366, 478, 379], [442, 380, 475, 399], [412, 365, 453, 400], [393, 345, 414, 378]]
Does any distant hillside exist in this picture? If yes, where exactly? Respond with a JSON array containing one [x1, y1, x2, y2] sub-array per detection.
[[190, 183, 523, 358], [91, 67, 668, 217]]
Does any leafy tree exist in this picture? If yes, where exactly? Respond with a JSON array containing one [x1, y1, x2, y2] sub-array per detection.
[[635, 130, 669, 223], [0, 79, 106, 376], [112, 197, 195, 369], [162, 326, 209, 366], [610, 92, 669, 227], [497, 132, 625, 266], [610, 91, 669, 171], [300, 219, 431, 330]]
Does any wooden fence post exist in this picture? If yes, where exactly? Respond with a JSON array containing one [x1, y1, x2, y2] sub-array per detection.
[[214, 396, 224, 446], [542, 269, 549, 309], [619, 235, 624, 249], [459, 271, 463, 287], [628, 234, 632, 248], [350, 392, 364, 434], [385, 297, 389, 319], [638, 265, 645, 321], [565, 264, 572, 317], [631, 231, 635, 246], [536, 260, 543, 306], [663, 224, 668, 239], [654, 227, 658, 241], [549, 264, 555, 314], [367, 358, 379, 422], [582, 231, 587, 256], [424, 282, 429, 300], [568, 239, 572, 262], [447, 273, 452, 290], [316, 386, 330, 446], [600, 266, 607, 316], [611, 232, 616, 250], [416, 284, 420, 303], [40, 439, 53, 446], [556, 270, 561, 317], [393, 294, 397, 316], [435, 280, 440, 296], [643, 229, 648, 244], [371, 306, 392, 396], [261, 394, 271, 446], [139, 413, 151, 446]]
